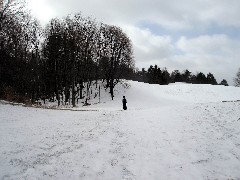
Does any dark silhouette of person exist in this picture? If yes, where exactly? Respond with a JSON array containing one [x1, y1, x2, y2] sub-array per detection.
[[122, 96, 127, 110]]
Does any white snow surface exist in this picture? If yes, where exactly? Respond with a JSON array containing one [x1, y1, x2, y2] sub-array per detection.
[[1, 81, 240, 179]]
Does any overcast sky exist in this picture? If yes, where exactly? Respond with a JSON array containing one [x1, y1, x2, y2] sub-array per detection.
[[27, 0, 240, 85]]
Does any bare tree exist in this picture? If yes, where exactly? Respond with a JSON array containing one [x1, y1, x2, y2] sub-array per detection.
[[42, 14, 99, 107], [0, 0, 26, 30], [100, 24, 133, 100], [65, 14, 98, 106], [234, 68, 240, 87], [0, 0, 43, 102], [37, 14, 134, 106]]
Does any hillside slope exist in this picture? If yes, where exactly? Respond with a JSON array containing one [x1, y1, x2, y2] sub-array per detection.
[[88, 81, 240, 110]]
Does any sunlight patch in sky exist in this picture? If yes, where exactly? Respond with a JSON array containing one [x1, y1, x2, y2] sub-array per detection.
[[28, 0, 55, 25]]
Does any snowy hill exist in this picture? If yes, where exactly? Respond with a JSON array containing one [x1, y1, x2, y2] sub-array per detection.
[[1, 81, 240, 179], [86, 80, 240, 110]]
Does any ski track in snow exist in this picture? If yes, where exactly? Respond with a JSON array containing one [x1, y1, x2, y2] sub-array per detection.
[[1, 82, 240, 179]]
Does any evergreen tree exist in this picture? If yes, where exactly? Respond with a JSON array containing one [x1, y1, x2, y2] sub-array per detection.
[[196, 72, 207, 84], [182, 69, 191, 83], [161, 68, 170, 85], [171, 70, 182, 82], [206, 73, 217, 85], [219, 79, 228, 86], [147, 65, 154, 84], [141, 68, 148, 82]]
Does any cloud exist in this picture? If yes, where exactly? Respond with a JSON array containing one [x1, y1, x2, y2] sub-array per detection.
[[36, 0, 240, 30], [197, 0, 240, 27], [176, 34, 239, 56], [173, 35, 240, 84], [122, 29, 240, 84], [122, 25, 173, 64], [27, 0, 240, 85]]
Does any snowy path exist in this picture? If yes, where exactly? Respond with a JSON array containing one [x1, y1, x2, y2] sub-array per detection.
[[1, 101, 240, 179]]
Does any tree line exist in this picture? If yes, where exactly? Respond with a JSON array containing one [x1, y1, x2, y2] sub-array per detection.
[[0, 1, 232, 107], [0, 0, 134, 106], [130, 65, 229, 86]]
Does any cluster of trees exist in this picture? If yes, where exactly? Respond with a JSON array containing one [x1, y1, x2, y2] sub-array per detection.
[[1, 1, 235, 107], [131, 65, 229, 86], [0, 0, 134, 106], [41, 15, 134, 106], [0, 0, 41, 102]]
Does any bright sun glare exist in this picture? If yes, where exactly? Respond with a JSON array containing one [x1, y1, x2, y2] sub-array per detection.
[[28, 0, 56, 24]]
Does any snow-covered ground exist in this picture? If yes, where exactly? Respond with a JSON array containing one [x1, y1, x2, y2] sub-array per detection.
[[1, 81, 240, 179]]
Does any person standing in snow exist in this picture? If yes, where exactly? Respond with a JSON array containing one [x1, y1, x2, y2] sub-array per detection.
[[122, 96, 127, 110]]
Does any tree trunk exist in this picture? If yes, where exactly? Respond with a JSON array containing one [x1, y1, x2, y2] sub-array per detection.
[[72, 82, 76, 107], [98, 85, 101, 103], [110, 78, 114, 100]]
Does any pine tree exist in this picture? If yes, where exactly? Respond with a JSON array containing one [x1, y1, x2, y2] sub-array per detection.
[[207, 73, 217, 85], [196, 72, 207, 84], [182, 69, 191, 83], [219, 79, 228, 86], [161, 68, 170, 85], [171, 70, 182, 82]]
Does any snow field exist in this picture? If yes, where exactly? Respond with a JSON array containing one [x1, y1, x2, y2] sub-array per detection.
[[1, 81, 240, 179]]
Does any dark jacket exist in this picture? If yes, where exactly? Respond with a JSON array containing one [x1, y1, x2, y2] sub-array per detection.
[[122, 98, 127, 110]]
